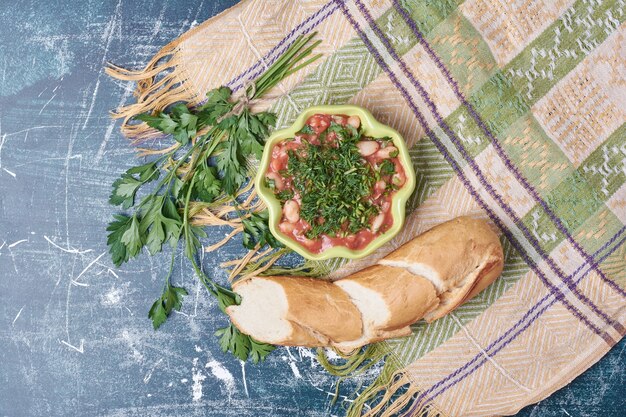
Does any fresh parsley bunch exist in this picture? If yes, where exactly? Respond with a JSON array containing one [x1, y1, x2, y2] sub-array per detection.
[[107, 33, 321, 363]]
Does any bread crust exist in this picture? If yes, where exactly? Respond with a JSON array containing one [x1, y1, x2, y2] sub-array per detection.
[[382, 216, 501, 288]]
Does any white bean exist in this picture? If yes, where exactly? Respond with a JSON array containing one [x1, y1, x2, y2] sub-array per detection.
[[375, 180, 386, 193], [376, 145, 398, 159], [371, 213, 385, 232], [279, 222, 295, 234], [332, 115, 346, 124], [265, 172, 283, 190], [356, 140, 379, 157], [347, 115, 361, 128], [283, 200, 300, 224]]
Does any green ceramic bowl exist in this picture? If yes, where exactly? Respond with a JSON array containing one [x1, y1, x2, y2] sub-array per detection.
[[255, 104, 416, 260]]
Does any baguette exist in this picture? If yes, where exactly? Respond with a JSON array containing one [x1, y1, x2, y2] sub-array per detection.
[[226, 216, 503, 352]]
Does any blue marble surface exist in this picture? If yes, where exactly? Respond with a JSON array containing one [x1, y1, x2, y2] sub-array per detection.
[[0, 1, 623, 416]]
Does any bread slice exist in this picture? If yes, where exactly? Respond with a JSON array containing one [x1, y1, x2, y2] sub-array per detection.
[[226, 276, 363, 347], [334, 265, 439, 351]]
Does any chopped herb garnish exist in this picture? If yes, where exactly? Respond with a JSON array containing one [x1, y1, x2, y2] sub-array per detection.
[[379, 159, 395, 176], [298, 125, 314, 135], [284, 123, 379, 239], [275, 189, 294, 203]]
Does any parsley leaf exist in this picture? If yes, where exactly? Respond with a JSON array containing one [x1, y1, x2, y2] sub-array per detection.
[[246, 111, 275, 157], [109, 162, 159, 209], [161, 197, 183, 247], [127, 161, 160, 182], [212, 285, 241, 313], [216, 324, 249, 361], [106, 213, 145, 267], [215, 110, 277, 195], [215, 323, 275, 363], [249, 338, 276, 363], [109, 174, 142, 209], [148, 284, 188, 330], [327, 121, 359, 141], [120, 214, 143, 258], [139, 195, 182, 255], [241, 210, 283, 250], [379, 159, 395, 176], [197, 87, 234, 125], [298, 124, 314, 135], [106, 214, 134, 266], [135, 104, 198, 146], [191, 164, 222, 202], [275, 189, 294, 203], [216, 125, 248, 195]]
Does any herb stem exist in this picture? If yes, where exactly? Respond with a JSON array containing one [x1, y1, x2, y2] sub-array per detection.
[[165, 242, 177, 287], [202, 129, 225, 160], [182, 166, 197, 247]]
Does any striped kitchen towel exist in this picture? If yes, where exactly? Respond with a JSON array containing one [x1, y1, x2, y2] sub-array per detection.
[[108, 0, 626, 416]]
